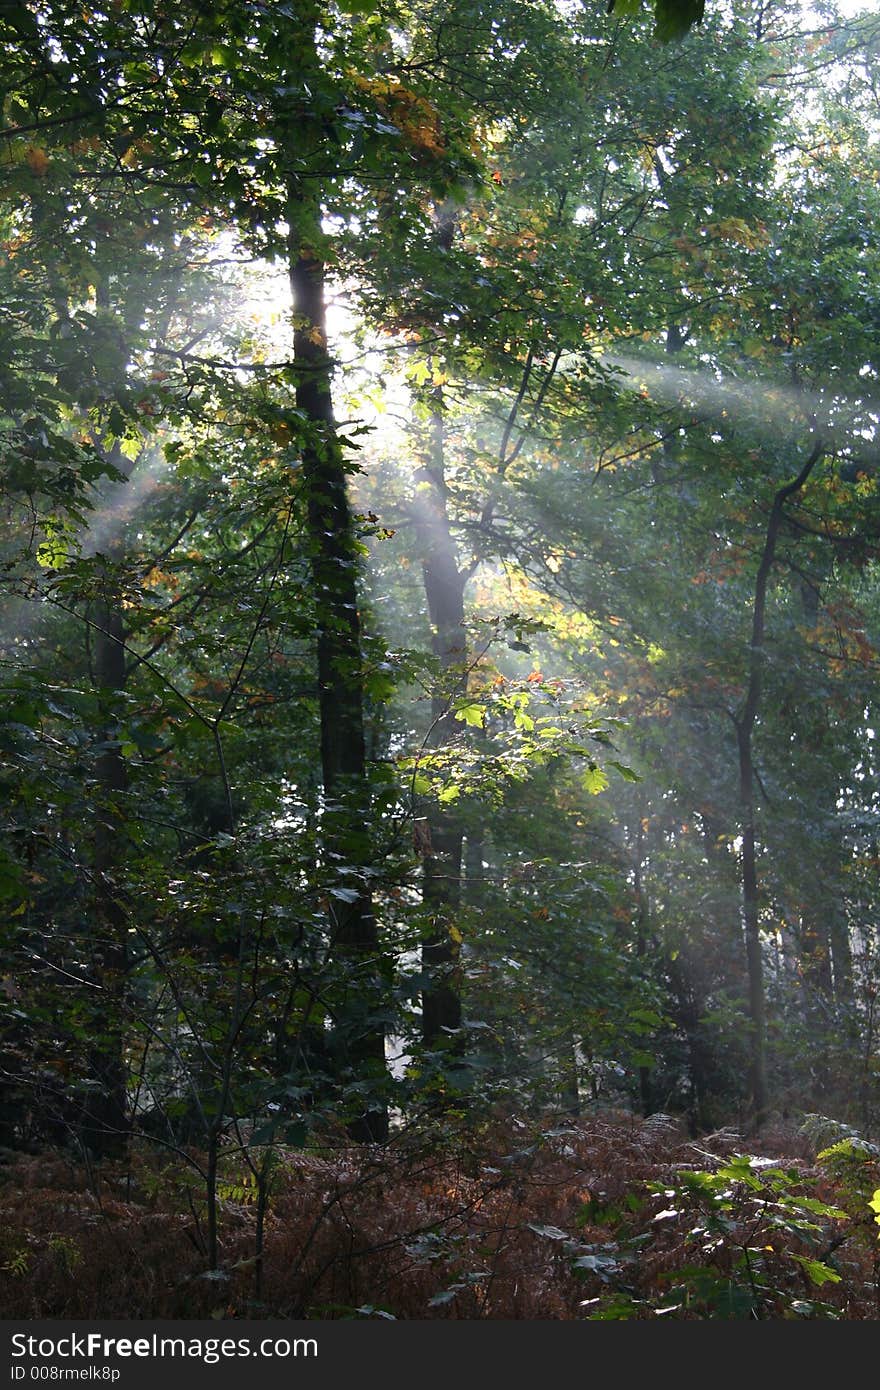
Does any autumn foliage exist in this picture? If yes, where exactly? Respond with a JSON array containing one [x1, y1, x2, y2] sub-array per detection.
[[2, 1113, 878, 1320]]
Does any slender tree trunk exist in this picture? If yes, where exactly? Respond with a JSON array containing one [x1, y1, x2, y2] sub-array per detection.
[[39, 250, 132, 1156], [735, 439, 823, 1129], [799, 899, 834, 998], [558, 1033, 580, 1115], [829, 907, 853, 1005], [795, 568, 854, 1012], [80, 244, 180, 1156], [83, 277, 134, 1158], [414, 393, 466, 1050], [632, 819, 653, 1117], [465, 832, 484, 903], [84, 583, 129, 1158], [736, 718, 769, 1130]]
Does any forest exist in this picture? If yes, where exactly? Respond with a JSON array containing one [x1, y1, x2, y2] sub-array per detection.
[[2, 0, 880, 1323]]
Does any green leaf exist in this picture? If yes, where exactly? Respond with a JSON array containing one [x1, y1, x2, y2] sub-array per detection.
[[607, 0, 704, 42], [454, 703, 484, 728], [790, 1196, 848, 1220], [790, 1256, 842, 1287], [654, 0, 705, 41], [582, 765, 609, 795], [608, 760, 641, 783]]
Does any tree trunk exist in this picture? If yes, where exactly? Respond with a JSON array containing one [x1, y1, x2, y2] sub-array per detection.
[[632, 819, 653, 1117], [735, 439, 823, 1129], [288, 162, 388, 1141], [795, 570, 853, 1012], [558, 1033, 580, 1115], [799, 898, 834, 999], [84, 586, 129, 1158], [829, 906, 853, 1005], [414, 393, 467, 1051], [736, 718, 769, 1130]]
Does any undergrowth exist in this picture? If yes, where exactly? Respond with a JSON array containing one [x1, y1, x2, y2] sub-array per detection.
[[1, 1112, 878, 1319]]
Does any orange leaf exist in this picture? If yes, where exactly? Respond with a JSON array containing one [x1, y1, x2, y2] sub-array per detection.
[[26, 146, 50, 176]]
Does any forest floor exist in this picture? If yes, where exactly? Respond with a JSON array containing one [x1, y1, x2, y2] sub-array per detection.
[[1, 1110, 878, 1320]]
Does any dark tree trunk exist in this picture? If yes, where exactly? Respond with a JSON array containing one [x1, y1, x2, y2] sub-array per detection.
[[829, 907, 853, 1005], [84, 589, 129, 1158], [799, 900, 834, 999], [288, 181, 388, 1142], [735, 439, 822, 1129], [632, 820, 653, 1117], [464, 833, 484, 898], [736, 718, 769, 1130], [795, 569, 853, 1013], [558, 1033, 581, 1116], [671, 972, 712, 1136]]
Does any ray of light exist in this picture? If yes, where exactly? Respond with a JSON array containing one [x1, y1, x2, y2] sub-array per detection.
[[606, 351, 879, 452]]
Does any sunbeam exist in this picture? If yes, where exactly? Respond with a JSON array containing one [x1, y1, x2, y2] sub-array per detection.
[[607, 351, 880, 455]]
